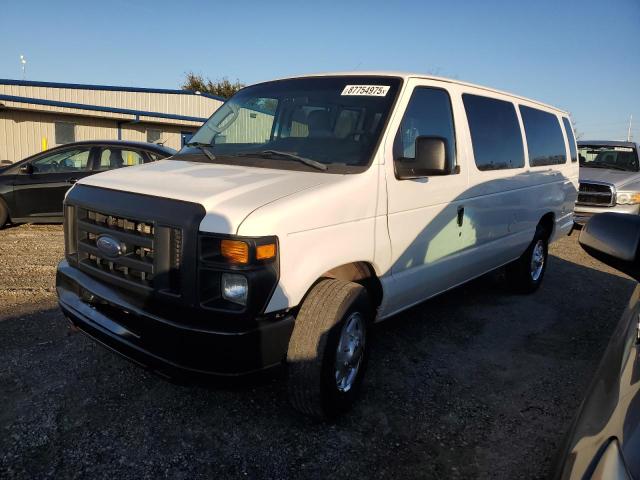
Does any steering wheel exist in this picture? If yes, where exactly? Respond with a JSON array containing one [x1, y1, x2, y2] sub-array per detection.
[[60, 158, 75, 170], [347, 131, 370, 143]]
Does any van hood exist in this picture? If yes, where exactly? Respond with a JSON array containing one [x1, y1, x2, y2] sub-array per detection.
[[78, 159, 336, 234], [580, 167, 640, 189]]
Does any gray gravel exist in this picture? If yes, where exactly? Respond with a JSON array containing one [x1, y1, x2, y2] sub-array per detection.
[[0, 224, 635, 479]]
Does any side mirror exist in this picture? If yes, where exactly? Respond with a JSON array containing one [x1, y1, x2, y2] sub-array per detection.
[[579, 213, 640, 280], [396, 136, 452, 179], [19, 163, 34, 175]]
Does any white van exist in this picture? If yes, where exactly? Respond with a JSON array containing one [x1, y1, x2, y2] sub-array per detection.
[[56, 72, 578, 418]]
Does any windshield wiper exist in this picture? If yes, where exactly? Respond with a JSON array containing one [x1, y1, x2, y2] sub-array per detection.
[[247, 150, 328, 171], [186, 142, 216, 162]]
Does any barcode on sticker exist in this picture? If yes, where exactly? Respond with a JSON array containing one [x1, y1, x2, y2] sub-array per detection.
[[341, 85, 390, 96]]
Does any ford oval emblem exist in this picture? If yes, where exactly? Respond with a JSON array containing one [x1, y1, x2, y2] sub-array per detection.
[[96, 235, 123, 257]]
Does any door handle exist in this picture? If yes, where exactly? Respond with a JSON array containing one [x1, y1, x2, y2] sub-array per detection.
[[457, 206, 464, 227]]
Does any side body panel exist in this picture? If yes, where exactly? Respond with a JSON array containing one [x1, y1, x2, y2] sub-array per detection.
[[381, 79, 472, 315], [237, 166, 382, 313], [380, 80, 577, 319]]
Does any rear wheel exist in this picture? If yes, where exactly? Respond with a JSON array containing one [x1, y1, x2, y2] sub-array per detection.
[[286, 279, 372, 419], [506, 226, 549, 293]]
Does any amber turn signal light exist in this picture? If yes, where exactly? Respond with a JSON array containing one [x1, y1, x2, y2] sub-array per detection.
[[221, 239, 249, 264], [256, 243, 277, 260]]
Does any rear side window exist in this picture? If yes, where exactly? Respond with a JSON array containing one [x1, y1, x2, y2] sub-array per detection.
[[393, 87, 456, 164], [462, 94, 524, 170], [562, 117, 578, 162], [147, 151, 167, 161], [520, 106, 567, 166], [98, 148, 145, 170]]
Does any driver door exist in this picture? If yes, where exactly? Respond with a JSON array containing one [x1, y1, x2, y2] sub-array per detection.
[[12, 147, 95, 219]]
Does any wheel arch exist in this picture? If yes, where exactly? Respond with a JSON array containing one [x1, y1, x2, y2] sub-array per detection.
[[320, 262, 383, 309], [0, 194, 11, 226], [282, 261, 384, 315], [538, 212, 555, 240]]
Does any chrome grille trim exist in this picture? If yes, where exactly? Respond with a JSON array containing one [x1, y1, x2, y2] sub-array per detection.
[[577, 181, 615, 207], [77, 209, 158, 288]]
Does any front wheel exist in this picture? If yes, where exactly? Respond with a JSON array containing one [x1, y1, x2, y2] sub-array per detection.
[[506, 227, 549, 293], [0, 201, 8, 229], [286, 279, 372, 419]]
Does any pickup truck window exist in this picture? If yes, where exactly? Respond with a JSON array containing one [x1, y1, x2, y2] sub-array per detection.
[[579, 145, 639, 172], [393, 87, 456, 166], [463, 94, 525, 171], [179, 76, 402, 174], [520, 106, 567, 166]]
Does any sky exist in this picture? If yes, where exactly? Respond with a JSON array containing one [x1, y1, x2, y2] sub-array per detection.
[[1, 0, 639, 141]]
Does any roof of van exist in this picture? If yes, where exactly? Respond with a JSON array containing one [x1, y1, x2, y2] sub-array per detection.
[[578, 140, 639, 148], [269, 71, 568, 115]]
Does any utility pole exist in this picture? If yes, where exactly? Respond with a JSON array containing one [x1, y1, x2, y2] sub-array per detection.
[[19, 55, 26, 80], [628, 114, 633, 141]]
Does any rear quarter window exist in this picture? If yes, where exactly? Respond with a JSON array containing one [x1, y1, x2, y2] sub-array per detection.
[[520, 106, 567, 166], [562, 117, 578, 162], [462, 94, 525, 171]]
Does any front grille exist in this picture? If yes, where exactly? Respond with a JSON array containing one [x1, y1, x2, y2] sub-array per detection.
[[75, 208, 182, 293], [577, 182, 615, 206]]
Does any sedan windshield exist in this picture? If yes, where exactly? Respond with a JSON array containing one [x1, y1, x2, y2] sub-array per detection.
[[177, 76, 402, 173], [579, 145, 639, 172]]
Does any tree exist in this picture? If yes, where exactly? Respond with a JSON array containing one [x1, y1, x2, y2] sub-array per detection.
[[181, 72, 244, 99], [571, 117, 583, 140]]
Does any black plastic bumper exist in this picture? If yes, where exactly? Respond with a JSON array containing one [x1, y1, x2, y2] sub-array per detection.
[[56, 260, 294, 378]]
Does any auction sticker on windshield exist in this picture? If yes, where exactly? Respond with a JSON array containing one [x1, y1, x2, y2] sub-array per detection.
[[341, 85, 390, 96]]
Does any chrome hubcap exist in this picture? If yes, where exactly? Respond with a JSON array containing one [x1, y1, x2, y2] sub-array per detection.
[[530, 240, 545, 281], [335, 312, 366, 393]]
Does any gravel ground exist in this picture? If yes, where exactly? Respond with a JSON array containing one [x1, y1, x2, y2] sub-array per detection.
[[0, 224, 635, 479]]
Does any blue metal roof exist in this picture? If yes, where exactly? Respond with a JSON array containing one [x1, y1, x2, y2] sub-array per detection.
[[0, 94, 209, 123], [0, 78, 227, 102]]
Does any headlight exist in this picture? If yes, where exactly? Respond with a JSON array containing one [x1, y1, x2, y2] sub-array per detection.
[[198, 233, 279, 313], [222, 273, 248, 305], [616, 191, 640, 205]]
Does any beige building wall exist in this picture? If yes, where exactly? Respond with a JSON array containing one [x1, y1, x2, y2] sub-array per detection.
[[218, 108, 275, 144], [0, 83, 223, 120], [0, 109, 196, 162], [0, 80, 224, 162]]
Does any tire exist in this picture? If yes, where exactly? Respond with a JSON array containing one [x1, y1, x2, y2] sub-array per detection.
[[0, 201, 8, 229], [506, 225, 549, 293], [287, 279, 372, 419]]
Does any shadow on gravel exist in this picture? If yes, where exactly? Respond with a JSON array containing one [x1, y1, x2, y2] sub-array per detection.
[[1, 221, 61, 230], [0, 250, 635, 480]]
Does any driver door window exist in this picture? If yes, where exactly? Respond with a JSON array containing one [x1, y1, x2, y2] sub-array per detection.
[[393, 87, 456, 165], [31, 149, 91, 173], [13, 147, 92, 218]]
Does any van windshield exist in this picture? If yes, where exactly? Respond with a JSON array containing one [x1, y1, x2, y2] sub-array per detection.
[[578, 145, 639, 172], [176, 76, 402, 173]]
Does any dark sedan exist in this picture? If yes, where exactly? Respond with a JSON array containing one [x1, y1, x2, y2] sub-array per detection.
[[554, 213, 640, 479], [0, 140, 175, 228]]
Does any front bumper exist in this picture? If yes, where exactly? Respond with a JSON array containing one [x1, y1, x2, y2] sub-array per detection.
[[56, 260, 295, 378], [574, 204, 640, 225]]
